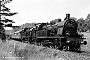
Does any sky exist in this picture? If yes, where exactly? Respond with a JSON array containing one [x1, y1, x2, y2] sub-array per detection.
[[5, 0, 90, 26]]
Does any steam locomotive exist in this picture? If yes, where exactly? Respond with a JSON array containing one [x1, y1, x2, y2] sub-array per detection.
[[11, 14, 87, 52]]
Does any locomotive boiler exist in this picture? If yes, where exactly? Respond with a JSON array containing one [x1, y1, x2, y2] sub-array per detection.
[[15, 14, 87, 52]]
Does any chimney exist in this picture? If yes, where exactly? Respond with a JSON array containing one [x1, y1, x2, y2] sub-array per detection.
[[64, 13, 70, 20]]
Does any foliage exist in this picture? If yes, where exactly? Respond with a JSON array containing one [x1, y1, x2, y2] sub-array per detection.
[[0, 0, 17, 40], [77, 13, 90, 32], [50, 18, 61, 25], [77, 17, 85, 32]]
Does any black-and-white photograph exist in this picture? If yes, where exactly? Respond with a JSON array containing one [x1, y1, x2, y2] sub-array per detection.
[[0, 0, 90, 60]]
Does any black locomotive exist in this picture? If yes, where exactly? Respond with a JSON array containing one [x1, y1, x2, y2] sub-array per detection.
[[11, 14, 87, 52]]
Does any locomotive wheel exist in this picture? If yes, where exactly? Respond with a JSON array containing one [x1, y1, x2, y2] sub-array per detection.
[[69, 41, 81, 52], [66, 42, 73, 51], [73, 44, 81, 52], [53, 44, 58, 49], [62, 45, 68, 51], [58, 44, 68, 51], [37, 42, 44, 46], [67, 45, 70, 51], [76, 47, 81, 52], [43, 42, 54, 48], [31, 38, 37, 44]]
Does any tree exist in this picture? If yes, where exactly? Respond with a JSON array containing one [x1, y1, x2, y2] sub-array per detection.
[[77, 17, 85, 32], [0, 0, 18, 40], [50, 18, 61, 25], [85, 13, 90, 32]]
